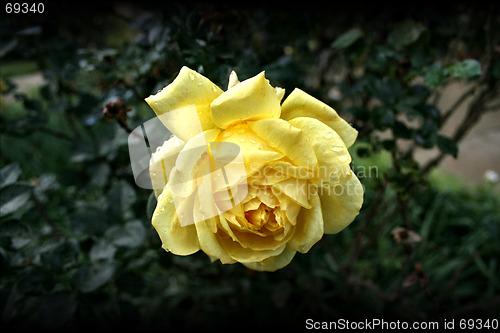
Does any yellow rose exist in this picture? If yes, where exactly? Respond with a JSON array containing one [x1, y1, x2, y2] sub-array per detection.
[[145, 66, 363, 271]]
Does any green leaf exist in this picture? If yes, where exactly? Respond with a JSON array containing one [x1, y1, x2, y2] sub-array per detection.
[[107, 180, 137, 221], [424, 61, 447, 88], [381, 139, 396, 151], [387, 20, 425, 49], [72, 262, 116, 293], [0, 219, 31, 249], [421, 119, 439, 137], [423, 104, 441, 121], [393, 121, 413, 140], [410, 49, 432, 68], [366, 46, 400, 71], [0, 38, 18, 58], [69, 207, 109, 236], [40, 240, 80, 272], [331, 28, 364, 48], [371, 106, 394, 130], [446, 59, 481, 78], [356, 147, 371, 158], [106, 220, 145, 248], [0, 163, 21, 188], [146, 192, 157, 219], [89, 163, 111, 188], [370, 78, 403, 104], [0, 183, 32, 217], [437, 135, 458, 158], [90, 239, 117, 262], [17, 267, 54, 294]]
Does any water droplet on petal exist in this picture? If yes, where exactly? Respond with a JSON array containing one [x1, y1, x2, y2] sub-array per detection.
[[337, 154, 349, 163], [221, 131, 233, 139], [189, 73, 195, 80], [249, 139, 256, 144], [237, 128, 246, 134], [324, 132, 333, 139], [239, 138, 245, 143], [330, 146, 343, 152], [250, 162, 260, 169]]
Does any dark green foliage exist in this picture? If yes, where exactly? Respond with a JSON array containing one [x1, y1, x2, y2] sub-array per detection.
[[1, 2, 499, 330]]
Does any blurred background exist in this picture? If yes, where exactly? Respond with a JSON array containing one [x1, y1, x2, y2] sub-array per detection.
[[1, 1, 499, 330]]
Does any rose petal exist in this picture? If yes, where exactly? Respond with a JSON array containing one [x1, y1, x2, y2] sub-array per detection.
[[193, 172, 222, 223], [288, 117, 363, 233], [215, 123, 275, 151], [246, 166, 290, 186], [267, 160, 315, 180], [145, 66, 223, 138], [227, 70, 240, 89], [288, 117, 352, 183], [168, 129, 220, 198], [219, 209, 293, 251], [242, 248, 296, 272], [248, 118, 318, 168], [149, 135, 185, 197], [320, 170, 364, 234], [256, 186, 279, 208], [218, 234, 287, 262], [243, 197, 262, 211], [287, 191, 324, 253], [281, 88, 358, 147], [194, 216, 236, 264], [211, 71, 282, 129], [274, 192, 301, 226], [283, 201, 301, 224], [272, 178, 312, 209], [152, 188, 200, 255]]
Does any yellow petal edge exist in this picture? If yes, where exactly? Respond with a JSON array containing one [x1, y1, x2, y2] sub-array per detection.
[[281, 88, 358, 147], [145, 66, 223, 135]]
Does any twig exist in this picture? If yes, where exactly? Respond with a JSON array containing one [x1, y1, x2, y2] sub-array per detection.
[[116, 118, 133, 133], [440, 85, 477, 125], [421, 85, 496, 175], [484, 103, 500, 112]]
